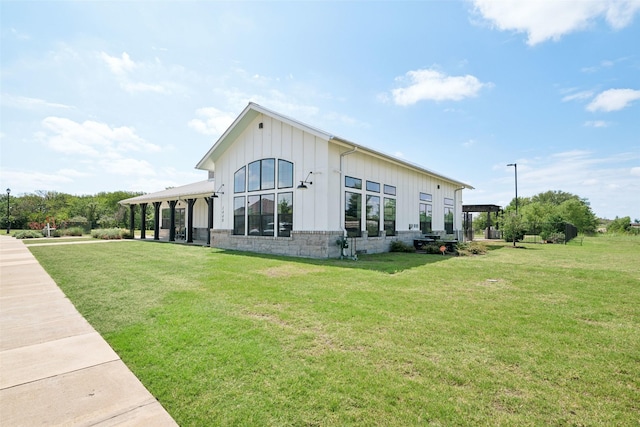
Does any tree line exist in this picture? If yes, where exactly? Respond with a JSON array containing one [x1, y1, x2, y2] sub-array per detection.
[[2, 190, 145, 231], [474, 190, 638, 237]]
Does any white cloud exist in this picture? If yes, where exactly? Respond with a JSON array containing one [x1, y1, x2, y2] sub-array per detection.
[[1, 94, 73, 110], [631, 167, 640, 176], [391, 68, 490, 106], [100, 52, 136, 75], [100, 158, 156, 176], [121, 82, 168, 94], [584, 120, 611, 127], [562, 90, 594, 102], [471, 0, 640, 45], [586, 88, 640, 112], [188, 107, 236, 136], [40, 117, 161, 157]]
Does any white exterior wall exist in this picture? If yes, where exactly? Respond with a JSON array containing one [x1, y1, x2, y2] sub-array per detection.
[[212, 114, 332, 233]]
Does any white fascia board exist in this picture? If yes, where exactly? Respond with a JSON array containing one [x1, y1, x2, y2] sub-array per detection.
[[119, 180, 216, 205], [195, 102, 333, 171], [330, 136, 475, 190]]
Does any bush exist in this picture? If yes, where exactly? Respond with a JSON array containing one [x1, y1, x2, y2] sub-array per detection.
[[13, 230, 45, 239], [389, 240, 415, 253], [456, 241, 488, 256], [422, 244, 443, 254], [62, 227, 84, 236], [543, 232, 565, 244], [91, 228, 125, 240]]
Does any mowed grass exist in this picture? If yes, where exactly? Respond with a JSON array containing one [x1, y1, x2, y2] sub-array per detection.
[[29, 236, 639, 426]]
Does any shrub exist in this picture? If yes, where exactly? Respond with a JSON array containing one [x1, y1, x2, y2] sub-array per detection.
[[91, 228, 125, 240], [456, 241, 488, 256], [422, 244, 443, 254], [389, 240, 415, 253], [13, 230, 45, 239], [544, 232, 565, 244], [62, 227, 84, 236]]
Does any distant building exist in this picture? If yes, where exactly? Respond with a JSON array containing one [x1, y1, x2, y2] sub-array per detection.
[[121, 103, 473, 258]]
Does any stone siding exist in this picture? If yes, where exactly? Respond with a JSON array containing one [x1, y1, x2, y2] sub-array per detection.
[[210, 229, 426, 259]]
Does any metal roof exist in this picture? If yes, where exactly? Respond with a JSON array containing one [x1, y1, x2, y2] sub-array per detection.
[[195, 102, 474, 190], [119, 179, 216, 205]]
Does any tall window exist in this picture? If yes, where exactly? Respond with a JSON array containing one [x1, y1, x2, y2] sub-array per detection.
[[444, 207, 454, 234], [420, 203, 432, 234], [278, 192, 293, 237], [384, 198, 396, 236], [248, 194, 275, 236], [233, 197, 245, 235], [345, 192, 362, 237], [366, 195, 380, 237], [234, 158, 294, 236]]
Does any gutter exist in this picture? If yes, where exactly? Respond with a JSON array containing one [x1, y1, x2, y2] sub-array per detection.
[[338, 144, 358, 236]]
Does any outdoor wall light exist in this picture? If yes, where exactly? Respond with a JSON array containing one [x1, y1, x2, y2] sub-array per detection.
[[297, 172, 313, 189], [212, 184, 225, 198]]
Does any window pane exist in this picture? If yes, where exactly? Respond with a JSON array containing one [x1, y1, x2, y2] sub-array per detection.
[[234, 167, 246, 193], [248, 161, 261, 192], [444, 197, 454, 206], [384, 184, 396, 196], [278, 192, 293, 237], [261, 194, 275, 236], [247, 195, 261, 235], [345, 191, 362, 237], [233, 197, 245, 235], [262, 159, 275, 190], [366, 195, 380, 237], [420, 192, 432, 202], [420, 203, 432, 234], [345, 176, 362, 189], [278, 160, 293, 189], [366, 181, 380, 192], [384, 198, 396, 236], [444, 207, 454, 234]]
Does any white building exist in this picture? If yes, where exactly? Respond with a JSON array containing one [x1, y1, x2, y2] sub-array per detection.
[[121, 103, 473, 258]]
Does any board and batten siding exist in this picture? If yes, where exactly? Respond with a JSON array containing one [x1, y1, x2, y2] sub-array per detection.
[[212, 113, 333, 233]]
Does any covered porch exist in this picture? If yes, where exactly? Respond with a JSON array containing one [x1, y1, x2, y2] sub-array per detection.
[[119, 179, 218, 246]]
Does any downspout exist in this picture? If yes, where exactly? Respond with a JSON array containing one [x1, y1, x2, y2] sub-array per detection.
[[454, 186, 465, 241], [339, 145, 358, 237]]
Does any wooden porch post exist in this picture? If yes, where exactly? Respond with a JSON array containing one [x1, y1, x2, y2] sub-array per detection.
[[169, 200, 177, 242], [140, 203, 147, 239], [186, 198, 196, 243], [129, 205, 135, 237], [153, 202, 161, 240]]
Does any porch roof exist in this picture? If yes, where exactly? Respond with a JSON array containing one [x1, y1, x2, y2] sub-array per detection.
[[119, 179, 216, 205]]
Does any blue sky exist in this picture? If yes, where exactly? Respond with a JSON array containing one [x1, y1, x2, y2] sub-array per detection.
[[1, 0, 639, 219]]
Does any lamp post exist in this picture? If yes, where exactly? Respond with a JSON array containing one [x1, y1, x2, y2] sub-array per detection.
[[506, 164, 518, 215], [6, 188, 10, 234]]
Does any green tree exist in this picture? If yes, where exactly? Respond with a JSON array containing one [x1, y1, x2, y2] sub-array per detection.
[[607, 216, 631, 234]]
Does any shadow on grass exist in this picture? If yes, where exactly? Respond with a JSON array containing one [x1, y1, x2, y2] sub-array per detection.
[[214, 249, 467, 274]]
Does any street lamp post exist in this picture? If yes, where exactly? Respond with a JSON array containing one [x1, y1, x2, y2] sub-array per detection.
[[6, 188, 10, 234], [506, 164, 518, 214]]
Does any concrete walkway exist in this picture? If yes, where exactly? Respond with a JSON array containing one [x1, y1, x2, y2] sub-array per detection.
[[0, 235, 178, 426]]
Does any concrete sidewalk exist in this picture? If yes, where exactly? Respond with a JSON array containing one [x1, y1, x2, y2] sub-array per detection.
[[0, 235, 178, 426]]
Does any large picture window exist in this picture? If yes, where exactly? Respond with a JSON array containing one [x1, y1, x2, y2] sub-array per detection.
[[384, 198, 396, 236], [420, 203, 432, 234], [233, 158, 294, 237], [345, 191, 362, 237], [366, 195, 380, 237]]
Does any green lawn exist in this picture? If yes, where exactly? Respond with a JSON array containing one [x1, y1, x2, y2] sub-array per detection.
[[29, 236, 639, 426]]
